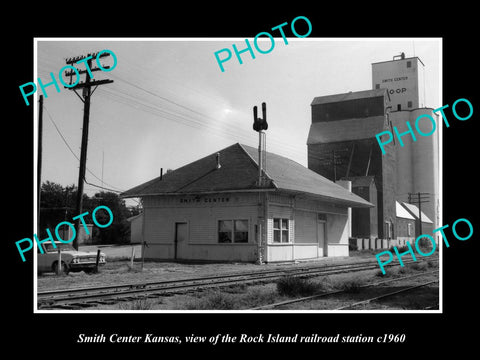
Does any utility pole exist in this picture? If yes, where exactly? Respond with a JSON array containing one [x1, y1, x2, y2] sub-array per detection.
[[408, 192, 429, 236], [64, 52, 114, 249], [37, 95, 43, 237]]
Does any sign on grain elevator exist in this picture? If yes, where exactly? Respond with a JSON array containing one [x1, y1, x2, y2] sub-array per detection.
[[372, 53, 425, 111]]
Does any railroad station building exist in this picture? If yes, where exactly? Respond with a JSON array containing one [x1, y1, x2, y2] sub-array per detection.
[[121, 143, 372, 263]]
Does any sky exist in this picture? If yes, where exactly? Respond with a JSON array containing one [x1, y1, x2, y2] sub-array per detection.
[[35, 38, 441, 206]]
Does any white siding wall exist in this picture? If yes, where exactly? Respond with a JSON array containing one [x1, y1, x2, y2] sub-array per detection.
[[142, 194, 258, 262], [142, 192, 351, 262], [266, 195, 349, 261], [326, 213, 349, 257], [266, 203, 294, 262], [295, 210, 317, 244]]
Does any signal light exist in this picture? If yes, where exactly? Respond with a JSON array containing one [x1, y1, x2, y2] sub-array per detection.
[[253, 102, 268, 132]]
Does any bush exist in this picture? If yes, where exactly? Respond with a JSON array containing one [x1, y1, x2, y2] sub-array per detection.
[[276, 276, 319, 297], [375, 269, 390, 277], [410, 262, 427, 271], [340, 278, 364, 293], [184, 291, 236, 310], [118, 297, 156, 310], [389, 245, 409, 253]]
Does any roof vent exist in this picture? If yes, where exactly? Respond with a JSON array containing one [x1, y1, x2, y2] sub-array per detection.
[[216, 153, 221, 169]]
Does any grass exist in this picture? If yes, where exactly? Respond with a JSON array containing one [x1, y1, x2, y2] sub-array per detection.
[[117, 297, 157, 310], [181, 276, 333, 310], [410, 261, 428, 271], [182, 286, 279, 310], [375, 257, 438, 277], [184, 291, 236, 310], [388, 245, 409, 253], [336, 277, 366, 293], [103, 260, 438, 310], [276, 276, 326, 297]]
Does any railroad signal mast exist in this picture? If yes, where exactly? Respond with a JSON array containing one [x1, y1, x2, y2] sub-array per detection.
[[65, 52, 114, 250], [253, 102, 268, 265], [253, 102, 268, 187]]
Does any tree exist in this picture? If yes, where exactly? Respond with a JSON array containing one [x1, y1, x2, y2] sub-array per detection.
[[89, 191, 131, 244], [39, 182, 135, 244], [40, 181, 78, 238]]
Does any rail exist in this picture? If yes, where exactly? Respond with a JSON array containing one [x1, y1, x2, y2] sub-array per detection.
[[37, 257, 438, 310], [249, 270, 439, 310]]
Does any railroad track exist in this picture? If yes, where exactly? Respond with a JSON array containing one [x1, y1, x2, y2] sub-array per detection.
[[249, 270, 439, 311], [334, 279, 438, 310], [37, 257, 438, 310]]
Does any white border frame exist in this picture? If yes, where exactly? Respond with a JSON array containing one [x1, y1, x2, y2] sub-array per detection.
[[33, 37, 443, 314]]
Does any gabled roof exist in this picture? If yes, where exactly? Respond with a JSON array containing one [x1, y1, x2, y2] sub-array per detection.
[[400, 202, 433, 223], [121, 143, 372, 208], [396, 201, 415, 220]]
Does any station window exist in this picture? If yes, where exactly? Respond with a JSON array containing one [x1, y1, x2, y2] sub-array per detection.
[[375, 84, 380, 89], [218, 219, 249, 243], [273, 218, 289, 243], [407, 101, 413, 108], [397, 104, 401, 111], [407, 61, 412, 68]]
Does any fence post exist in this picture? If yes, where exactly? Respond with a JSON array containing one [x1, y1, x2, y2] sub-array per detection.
[[130, 245, 136, 269], [141, 241, 147, 271], [57, 248, 62, 275], [95, 249, 101, 273]]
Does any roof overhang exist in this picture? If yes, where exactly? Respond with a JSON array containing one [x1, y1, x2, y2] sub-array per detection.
[[277, 189, 374, 208], [122, 187, 373, 209], [121, 188, 276, 199]]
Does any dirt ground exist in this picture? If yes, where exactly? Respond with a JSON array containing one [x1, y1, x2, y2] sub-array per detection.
[[68, 262, 439, 311], [36, 249, 377, 292], [272, 267, 439, 311], [36, 250, 439, 311]]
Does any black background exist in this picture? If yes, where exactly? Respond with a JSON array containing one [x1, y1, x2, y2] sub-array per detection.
[[5, 5, 477, 355]]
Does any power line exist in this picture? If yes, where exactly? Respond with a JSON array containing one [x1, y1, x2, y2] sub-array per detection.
[[408, 192, 430, 235], [37, 51, 308, 160], [84, 177, 121, 193], [44, 106, 79, 161], [100, 85, 261, 144], [43, 105, 125, 194], [101, 73, 308, 158]]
